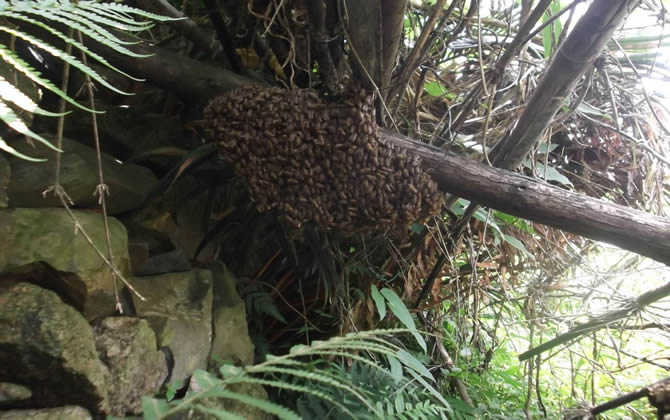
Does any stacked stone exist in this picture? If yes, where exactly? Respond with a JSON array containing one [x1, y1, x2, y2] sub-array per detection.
[[204, 85, 442, 233]]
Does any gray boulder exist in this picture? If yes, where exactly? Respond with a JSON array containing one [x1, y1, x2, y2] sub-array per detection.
[[7, 136, 158, 215], [210, 264, 255, 367], [0, 406, 92, 420], [0, 208, 130, 320], [0, 282, 109, 413], [131, 270, 213, 384], [93, 317, 168, 415], [0, 383, 31, 407]]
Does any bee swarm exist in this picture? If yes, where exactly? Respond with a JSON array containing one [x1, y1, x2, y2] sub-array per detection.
[[203, 85, 443, 233]]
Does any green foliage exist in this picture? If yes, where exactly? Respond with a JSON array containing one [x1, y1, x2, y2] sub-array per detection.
[[141, 329, 452, 419], [0, 0, 178, 160]]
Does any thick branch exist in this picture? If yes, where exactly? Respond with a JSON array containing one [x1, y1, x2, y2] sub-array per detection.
[[383, 130, 670, 266], [491, 0, 641, 168]]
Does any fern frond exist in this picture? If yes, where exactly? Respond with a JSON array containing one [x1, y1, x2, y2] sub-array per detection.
[[256, 366, 378, 414], [81, 2, 181, 24], [44, 8, 144, 46], [0, 26, 133, 95], [0, 134, 45, 161], [0, 101, 60, 152], [0, 44, 98, 113], [194, 388, 301, 420], [60, 6, 154, 33], [0, 10, 146, 80], [0, 74, 65, 117], [192, 405, 248, 420], [220, 376, 360, 419]]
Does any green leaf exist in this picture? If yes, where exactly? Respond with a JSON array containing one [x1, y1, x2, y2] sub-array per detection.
[[0, 101, 61, 152], [165, 379, 183, 402], [0, 75, 66, 117], [536, 143, 559, 155], [503, 234, 534, 259], [0, 44, 100, 113], [380, 288, 426, 352], [192, 369, 221, 388], [198, 387, 302, 420], [0, 26, 134, 95], [4, 9, 149, 76], [535, 162, 573, 187], [220, 364, 244, 379], [371, 284, 386, 320], [388, 354, 403, 384], [493, 212, 536, 234], [424, 81, 448, 97], [0, 135, 46, 161], [193, 405, 248, 420], [141, 397, 171, 420]]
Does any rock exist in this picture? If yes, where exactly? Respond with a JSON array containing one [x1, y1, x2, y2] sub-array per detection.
[[0, 154, 9, 208], [0, 282, 109, 413], [0, 208, 130, 320], [0, 383, 31, 407], [7, 135, 158, 215], [210, 264, 254, 367], [0, 406, 92, 420], [93, 317, 168, 416], [121, 187, 218, 264], [55, 103, 194, 163], [131, 270, 213, 383], [135, 249, 191, 276], [128, 240, 150, 275], [185, 381, 271, 420]]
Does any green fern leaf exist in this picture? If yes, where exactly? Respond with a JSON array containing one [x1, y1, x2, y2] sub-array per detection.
[[0, 44, 99, 113], [195, 387, 302, 420], [0, 26, 133, 95], [0, 101, 60, 152], [0, 134, 46, 161], [62, 6, 153, 32], [81, 2, 184, 23], [0, 10, 146, 81], [222, 376, 360, 419], [192, 405, 248, 420], [141, 397, 171, 420], [0, 74, 66, 116], [42, 8, 145, 46], [260, 366, 377, 414]]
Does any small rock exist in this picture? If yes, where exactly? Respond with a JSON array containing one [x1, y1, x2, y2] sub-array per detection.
[[94, 317, 168, 416], [131, 270, 213, 383], [0, 406, 92, 420], [0, 383, 31, 407], [0, 208, 130, 320], [210, 264, 254, 367], [135, 249, 191, 276], [0, 282, 109, 413], [7, 136, 158, 215]]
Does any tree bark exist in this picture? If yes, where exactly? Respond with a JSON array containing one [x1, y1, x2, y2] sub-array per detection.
[[383, 130, 670, 266]]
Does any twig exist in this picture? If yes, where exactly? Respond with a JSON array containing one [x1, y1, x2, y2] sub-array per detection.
[[76, 30, 123, 313]]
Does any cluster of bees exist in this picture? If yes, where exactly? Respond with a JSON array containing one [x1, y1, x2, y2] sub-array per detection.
[[203, 85, 443, 233]]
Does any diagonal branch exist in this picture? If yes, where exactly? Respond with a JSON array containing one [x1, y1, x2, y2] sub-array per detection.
[[517, 280, 670, 361]]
